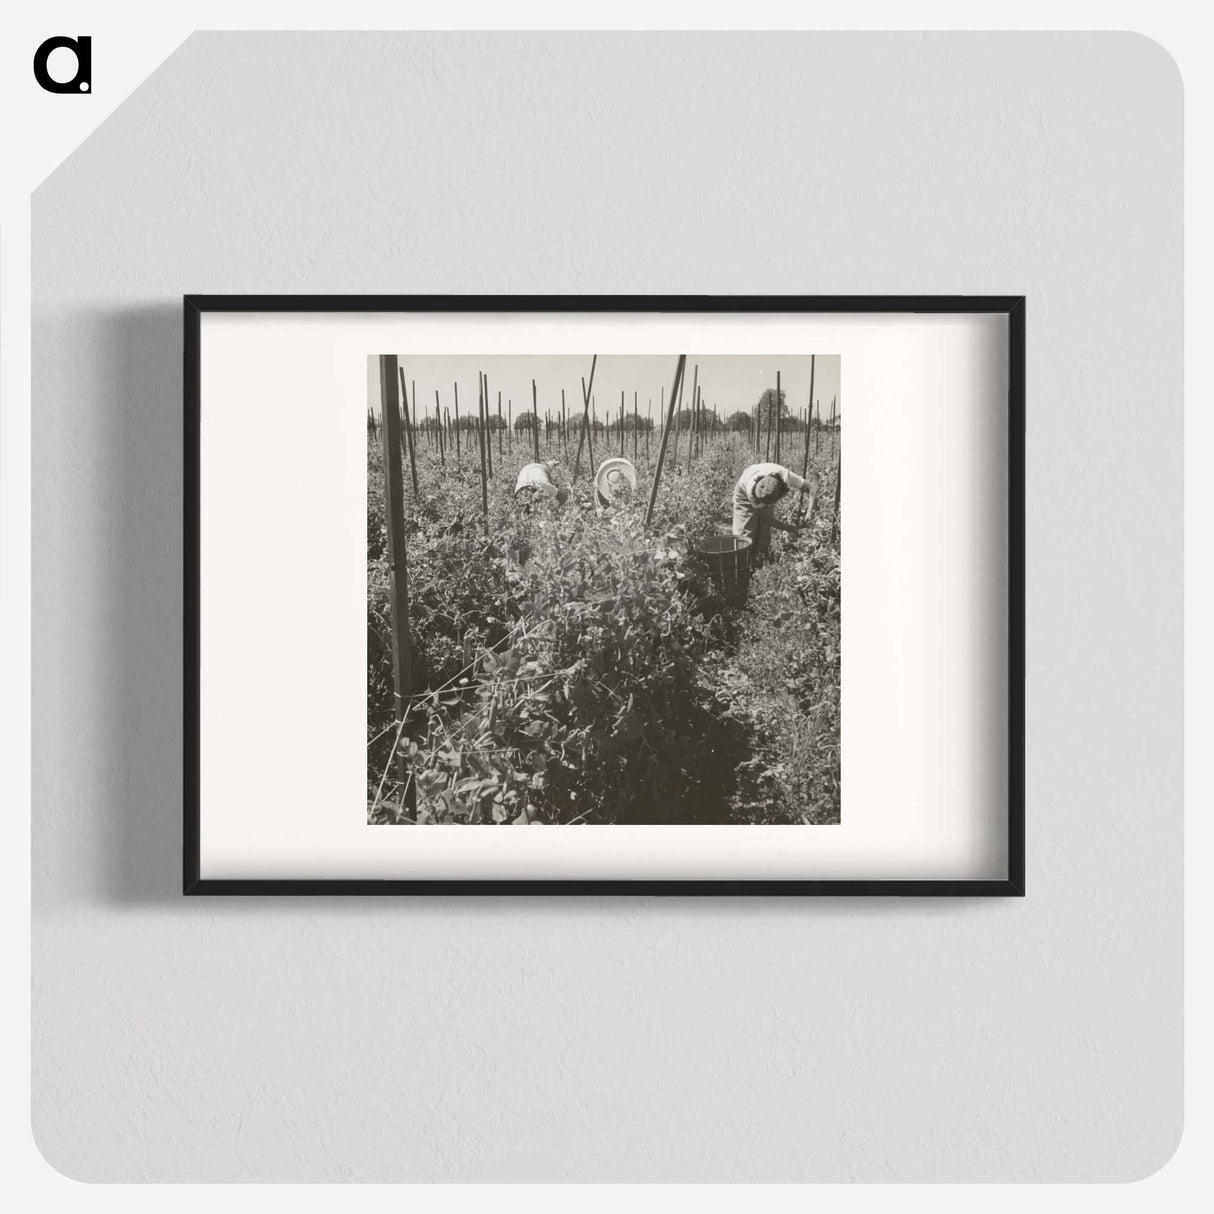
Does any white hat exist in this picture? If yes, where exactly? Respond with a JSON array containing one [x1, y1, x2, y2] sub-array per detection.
[[515, 463, 558, 496], [594, 458, 638, 505]]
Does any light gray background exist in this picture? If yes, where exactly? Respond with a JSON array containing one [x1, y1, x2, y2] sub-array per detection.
[[31, 32, 1182, 1181]]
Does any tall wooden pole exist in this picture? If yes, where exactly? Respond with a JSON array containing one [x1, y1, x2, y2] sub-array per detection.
[[619, 391, 625, 456], [482, 373, 493, 478], [571, 355, 598, 481], [397, 366, 419, 497], [672, 363, 690, 465], [633, 391, 638, 461], [774, 370, 782, 464], [561, 389, 567, 457], [764, 383, 773, 461], [644, 355, 687, 529], [453, 382, 461, 462], [684, 359, 704, 468], [401, 371, 412, 471], [795, 356, 817, 528], [497, 390, 503, 460], [378, 356, 413, 791], [477, 376, 489, 522], [435, 391, 444, 466], [687, 384, 696, 472], [531, 379, 540, 461], [647, 398, 652, 461], [831, 457, 841, 547]]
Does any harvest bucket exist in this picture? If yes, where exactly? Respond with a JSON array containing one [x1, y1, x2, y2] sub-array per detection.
[[696, 535, 753, 606]]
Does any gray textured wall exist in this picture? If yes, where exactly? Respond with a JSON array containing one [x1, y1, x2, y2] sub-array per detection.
[[31, 32, 1182, 1181]]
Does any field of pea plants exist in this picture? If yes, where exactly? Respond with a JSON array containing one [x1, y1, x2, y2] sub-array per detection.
[[367, 355, 840, 827]]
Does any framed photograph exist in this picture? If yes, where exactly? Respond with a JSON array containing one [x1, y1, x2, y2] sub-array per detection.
[[185, 296, 1023, 895]]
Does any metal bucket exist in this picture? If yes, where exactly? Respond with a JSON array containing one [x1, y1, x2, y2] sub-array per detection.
[[696, 535, 753, 606]]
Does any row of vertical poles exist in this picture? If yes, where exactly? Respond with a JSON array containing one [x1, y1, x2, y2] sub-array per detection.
[[381, 365, 830, 491]]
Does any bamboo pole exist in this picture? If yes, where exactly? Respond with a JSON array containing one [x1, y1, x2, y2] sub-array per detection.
[[453, 382, 461, 462], [644, 355, 687, 529], [497, 390, 503, 460], [435, 392, 444, 465], [378, 356, 413, 793], [571, 355, 598, 481]]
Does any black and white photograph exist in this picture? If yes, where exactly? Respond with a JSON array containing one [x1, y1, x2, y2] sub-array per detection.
[[367, 353, 842, 826]]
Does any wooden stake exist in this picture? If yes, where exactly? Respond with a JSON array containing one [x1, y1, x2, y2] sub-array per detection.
[[644, 355, 687, 529], [498, 390, 503, 460], [477, 376, 489, 522], [633, 390, 638, 461], [671, 369, 684, 465], [378, 356, 413, 794], [397, 366, 419, 498], [831, 457, 841, 547], [795, 356, 817, 528], [774, 370, 782, 464], [435, 391, 444, 465], [453, 382, 461, 462], [688, 364, 700, 470], [571, 355, 598, 481], [531, 379, 540, 461], [482, 372, 493, 479]]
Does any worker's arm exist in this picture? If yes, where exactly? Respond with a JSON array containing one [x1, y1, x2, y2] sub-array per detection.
[[782, 469, 820, 495]]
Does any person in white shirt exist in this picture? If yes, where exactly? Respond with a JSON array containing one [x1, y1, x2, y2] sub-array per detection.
[[731, 462, 819, 561]]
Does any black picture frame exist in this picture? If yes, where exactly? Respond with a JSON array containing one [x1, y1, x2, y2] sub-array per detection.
[[184, 295, 1025, 896]]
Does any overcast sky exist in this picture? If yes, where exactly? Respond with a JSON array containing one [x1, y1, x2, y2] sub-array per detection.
[[368, 354, 841, 426]]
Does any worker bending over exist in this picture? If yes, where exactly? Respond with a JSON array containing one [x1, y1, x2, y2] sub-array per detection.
[[732, 462, 819, 562], [514, 461, 569, 509]]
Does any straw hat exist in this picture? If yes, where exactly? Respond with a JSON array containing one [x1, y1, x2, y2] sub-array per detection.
[[594, 457, 638, 506]]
